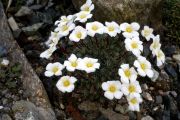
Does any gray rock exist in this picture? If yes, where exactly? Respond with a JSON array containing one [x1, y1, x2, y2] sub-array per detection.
[[12, 100, 56, 120], [22, 23, 43, 35], [141, 84, 148, 90], [0, 114, 12, 120], [155, 95, 163, 104], [78, 101, 100, 111], [128, 111, 136, 120], [2, 98, 8, 105], [164, 64, 177, 79], [8, 17, 19, 31], [72, 0, 163, 30], [178, 63, 180, 73], [142, 92, 153, 101], [8, 17, 21, 38], [99, 108, 129, 120], [26, 0, 34, 6], [30, 5, 43, 10], [15, 6, 33, 17], [115, 104, 128, 114], [173, 54, 180, 62], [141, 115, 154, 120], [163, 110, 170, 120], [160, 70, 169, 80], [151, 69, 159, 82], [0, 46, 7, 57], [164, 46, 176, 57], [170, 91, 177, 98], [54, 109, 66, 119]]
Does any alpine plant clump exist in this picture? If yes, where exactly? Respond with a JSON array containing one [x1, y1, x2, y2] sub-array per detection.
[[40, 0, 165, 112]]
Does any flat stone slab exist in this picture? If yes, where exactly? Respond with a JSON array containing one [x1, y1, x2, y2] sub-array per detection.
[[0, 1, 56, 120]]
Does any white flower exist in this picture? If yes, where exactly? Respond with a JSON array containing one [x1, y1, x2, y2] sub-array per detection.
[[118, 64, 137, 84], [80, 0, 94, 12], [55, 15, 73, 26], [44, 62, 65, 77], [47, 38, 60, 48], [79, 57, 100, 73], [127, 94, 142, 111], [121, 80, 142, 96], [150, 35, 161, 55], [120, 22, 140, 38], [56, 76, 77, 93], [49, 31, 62, 40], [75, 11, 92, 23], [69, 26, 87, 42], [64, 54, 82, 72], [134, 56, 154, 78], [40, 46, 57, 59], [155, 49, 165, 67], [102, 81, 123, 100], [125, 37, 143, 56], [104, 21, 120, 37], [86, 21, 104, 37], [55, 23, 75, 36], [141, 26, 154, 41], [1, 59, 9, 66]]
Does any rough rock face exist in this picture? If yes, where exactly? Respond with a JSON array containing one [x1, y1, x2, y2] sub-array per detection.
[[0, 1, 56, 120], [72, 0, 163, 30]]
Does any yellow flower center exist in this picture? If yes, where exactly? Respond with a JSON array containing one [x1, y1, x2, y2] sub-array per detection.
[[92, 25, 98, 31], [109, 85, 117, 93], [130, 98, 138, 105], [84, 6, 90, 11], [52, 66, 59, 73], [76, 32, 82, 39], [128, 85, 136, 93], [124, 69, 131, 78], [63, 80, 70, 87], [126, 26, 133, 33], [140, 63, 146, 70], [108, 26, 114, 32], [71, 61, 78, 67], [153, 42, 158, 49], [144, 29, 151, 36], [62, 18, 68, 22], [80, 13, 86, 19], [62, 25, 68, 31], [86, 62, 93, 68], [157, 51, 162, 58], [131, 42, 138, 49]]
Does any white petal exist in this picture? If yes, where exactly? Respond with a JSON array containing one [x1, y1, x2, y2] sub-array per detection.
[[70, 77, 77, 83], [146, 69, 154, 78], [137, 69, 146, 77], [102, 82, 109, 91], [131, 22, 140, 31], [114, 91, 123, 99], [66, 85, 75, 92], [55, 70, 62, 76], [121, 85, 129, 95], [104, 91, 114, 100], [120, 23, 129, 31], [44, 71, 54, 77]]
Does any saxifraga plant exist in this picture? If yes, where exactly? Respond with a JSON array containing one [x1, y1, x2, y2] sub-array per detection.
[[40, 0, 165, 112]]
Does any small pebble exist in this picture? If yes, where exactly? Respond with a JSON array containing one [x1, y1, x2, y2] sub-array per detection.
[[141, 115, 154, 120], [1, 59, 9, 66], [170, 91, 177, 97], [142, 92, 153, 101], [141, 84, 148, 90], [156, 96, 163, 104], [0, 106, 3, 109]]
